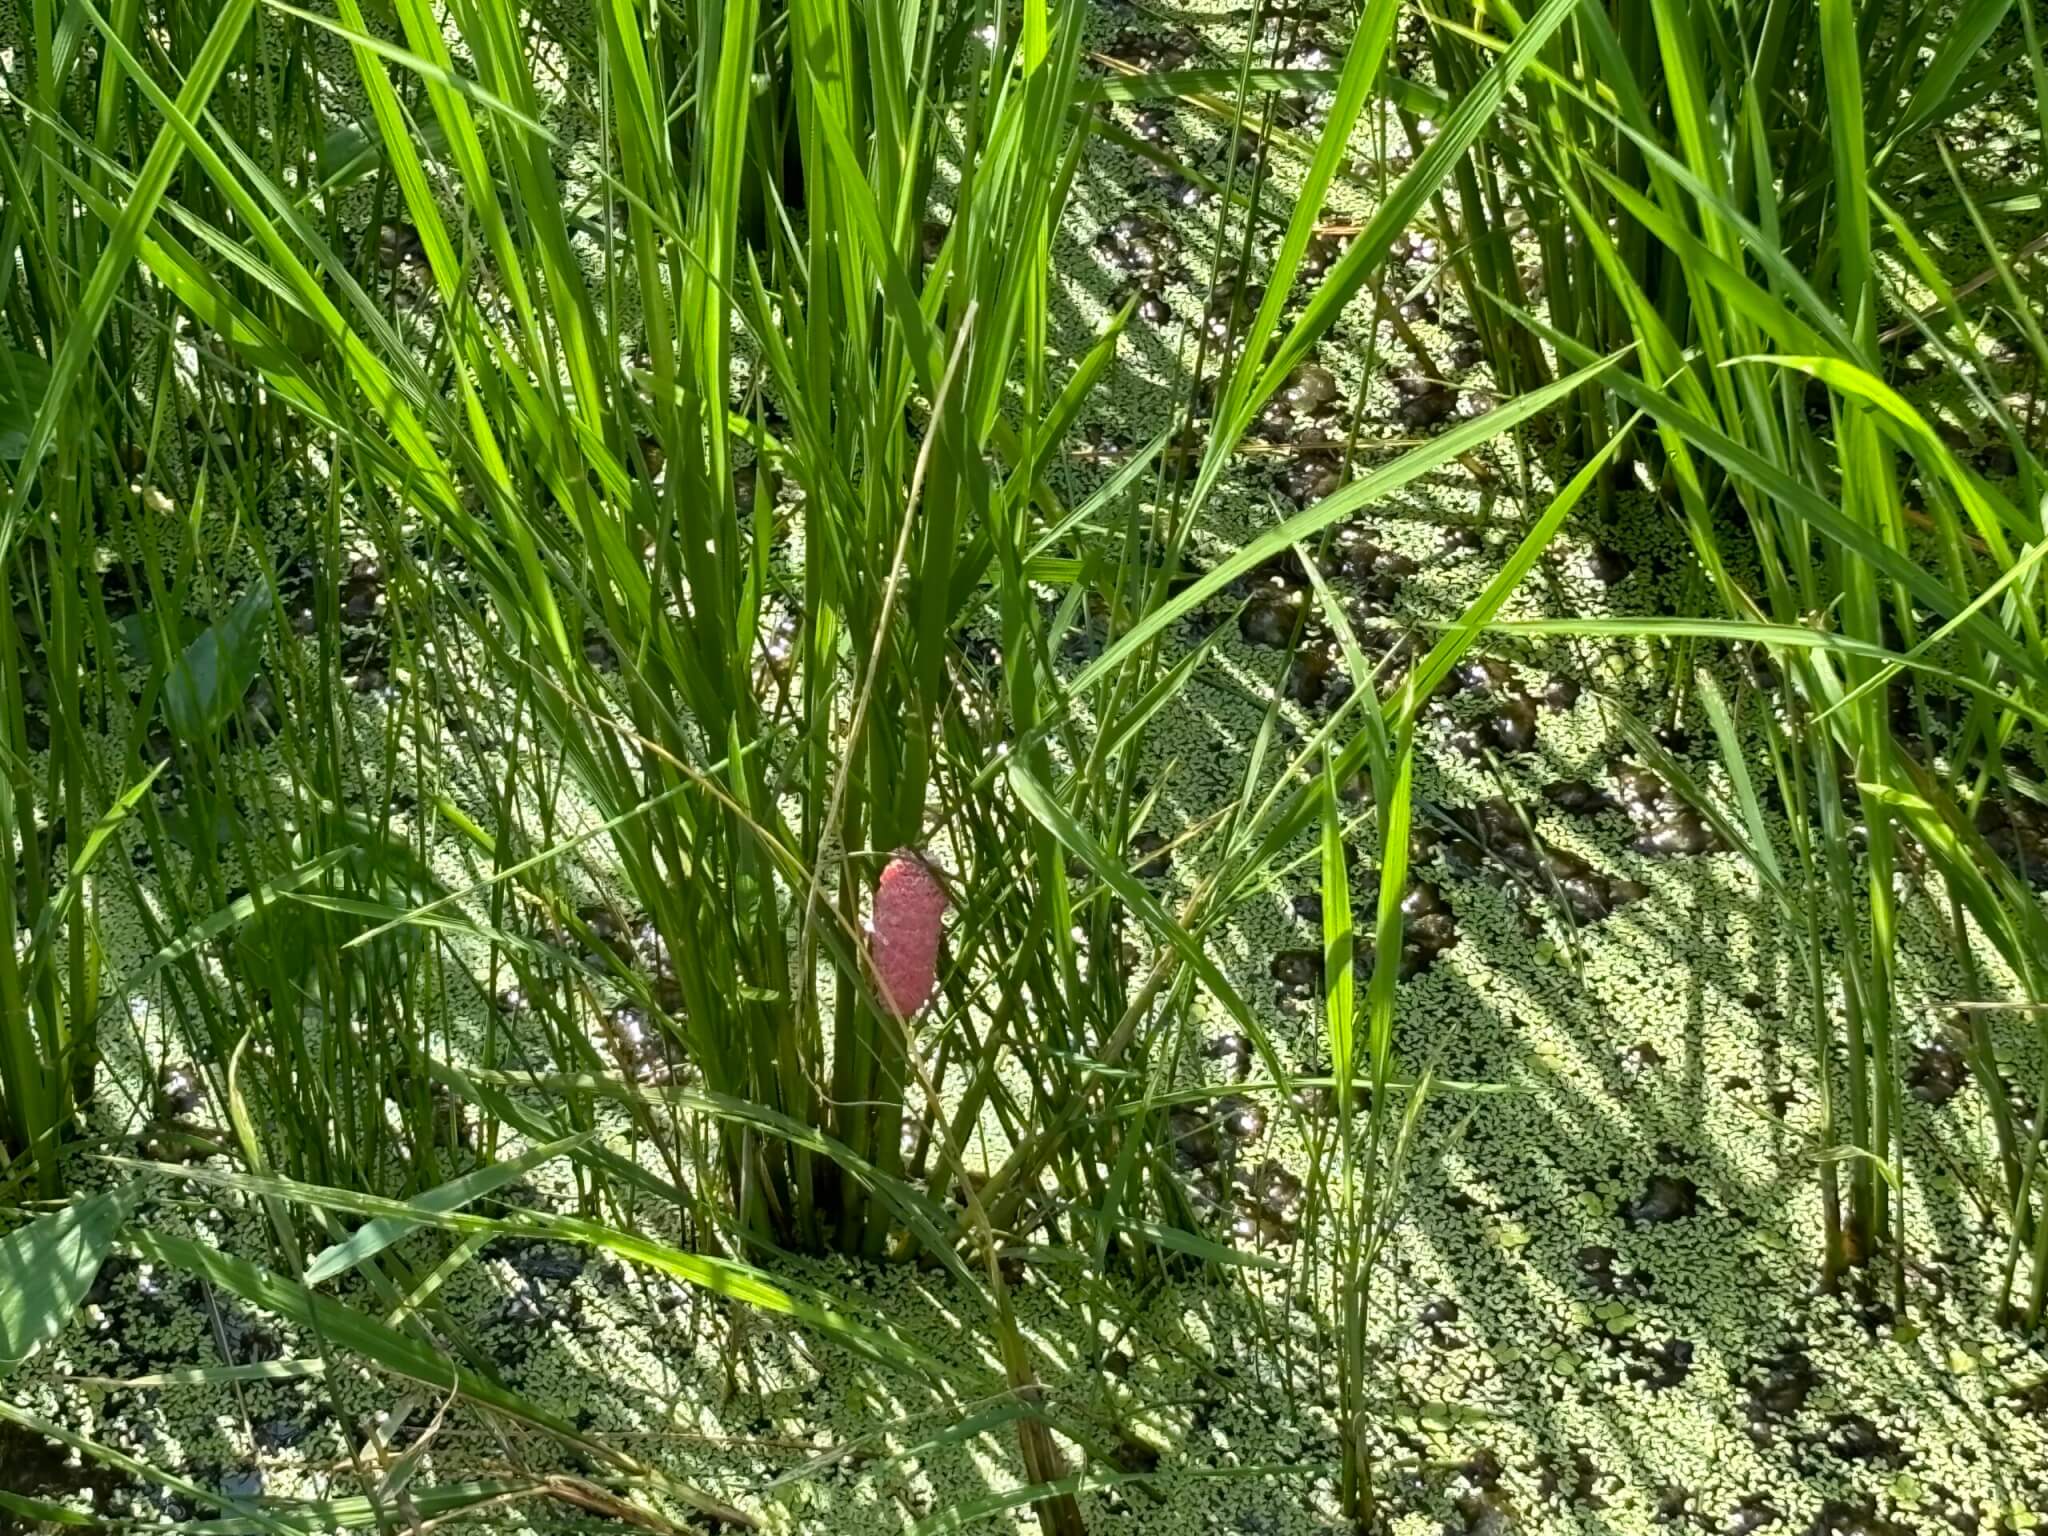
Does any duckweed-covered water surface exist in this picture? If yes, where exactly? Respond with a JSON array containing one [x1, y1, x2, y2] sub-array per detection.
[[2, 0, 2047, 1533]]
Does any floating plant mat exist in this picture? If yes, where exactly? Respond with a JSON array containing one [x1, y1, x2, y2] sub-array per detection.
[[6, 0, 2048, 1532]]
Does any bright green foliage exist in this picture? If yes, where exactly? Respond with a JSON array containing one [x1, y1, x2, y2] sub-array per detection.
[[3, 0, 2047, 1527], [1424, 0, 2048, 1320]]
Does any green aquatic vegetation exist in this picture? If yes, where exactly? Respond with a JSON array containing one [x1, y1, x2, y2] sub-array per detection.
[[2, 0, 2048, 1529], [1421, 0, 2048, 1320]]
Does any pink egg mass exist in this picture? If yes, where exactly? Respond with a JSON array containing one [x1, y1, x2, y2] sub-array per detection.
[[870, 849, 947, 1018]]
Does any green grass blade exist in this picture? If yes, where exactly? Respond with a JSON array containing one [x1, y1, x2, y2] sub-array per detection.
[[302, 1132, 594, 1286], [1067, 354, 1621, 700], [0, 0, 257, 558], [0, 1184, 140, 1382], [129, 1229, 757, 1525]]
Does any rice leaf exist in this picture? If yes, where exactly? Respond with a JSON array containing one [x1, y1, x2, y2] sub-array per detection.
[[302, 1132, 594, 1286], [0, 1184, 140, 1383]]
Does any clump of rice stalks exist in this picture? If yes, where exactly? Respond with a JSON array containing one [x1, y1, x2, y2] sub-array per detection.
[[1422, 0, 2048, 1319]]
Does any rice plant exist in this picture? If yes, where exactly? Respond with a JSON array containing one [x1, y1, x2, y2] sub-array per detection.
[[1421, 0, 2048, 1321], [5, 0, 2048, 1529]]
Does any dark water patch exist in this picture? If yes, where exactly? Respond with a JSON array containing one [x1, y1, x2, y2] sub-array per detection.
[[1419, 1295, 1460, 1328], [1205, 1031, 1252, 1080], [1102, 25, 1200, 71], [1584, 543, 1633, 586], [340, 556, 385, 625], [1746, 1343, 1817, 1422], [156, 1061, 206, 1118], [1282, 634, 1352, 710], [0, 1421, 94, 1505], [18, 664, 49, 752], [1625, 1335, 1695, 1390], [1204, 276, 1263, 347], [1269, 947, 1320, 999], [1239, 584, 1305, 648], [1624, 1173, 1699, 1227], [1909, 1038, 1967, 1105], [1807, 1501, 1911, 1536], [1656, 1486, 1696, 1524], [1168, 1106, 1224, 1166], [1440, 797, 1648, 924], [1617, 1042, 1665, 1090], [600, 1002, 673, 1081], [1536, 1449, 1605, 1509], [376, 220, 423, 270], [1392, 372, 1457, 432], [1576, 1244, 1624, 1296], [1918, 1483, 1985, 1534], [1274, 425, 1346, 505], [1216, 1094, 1267, 1142], [1826, 1413, 1902, 1466], [1977, 795, 2048, 887], [1108, 1428, 1161, 1475]]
